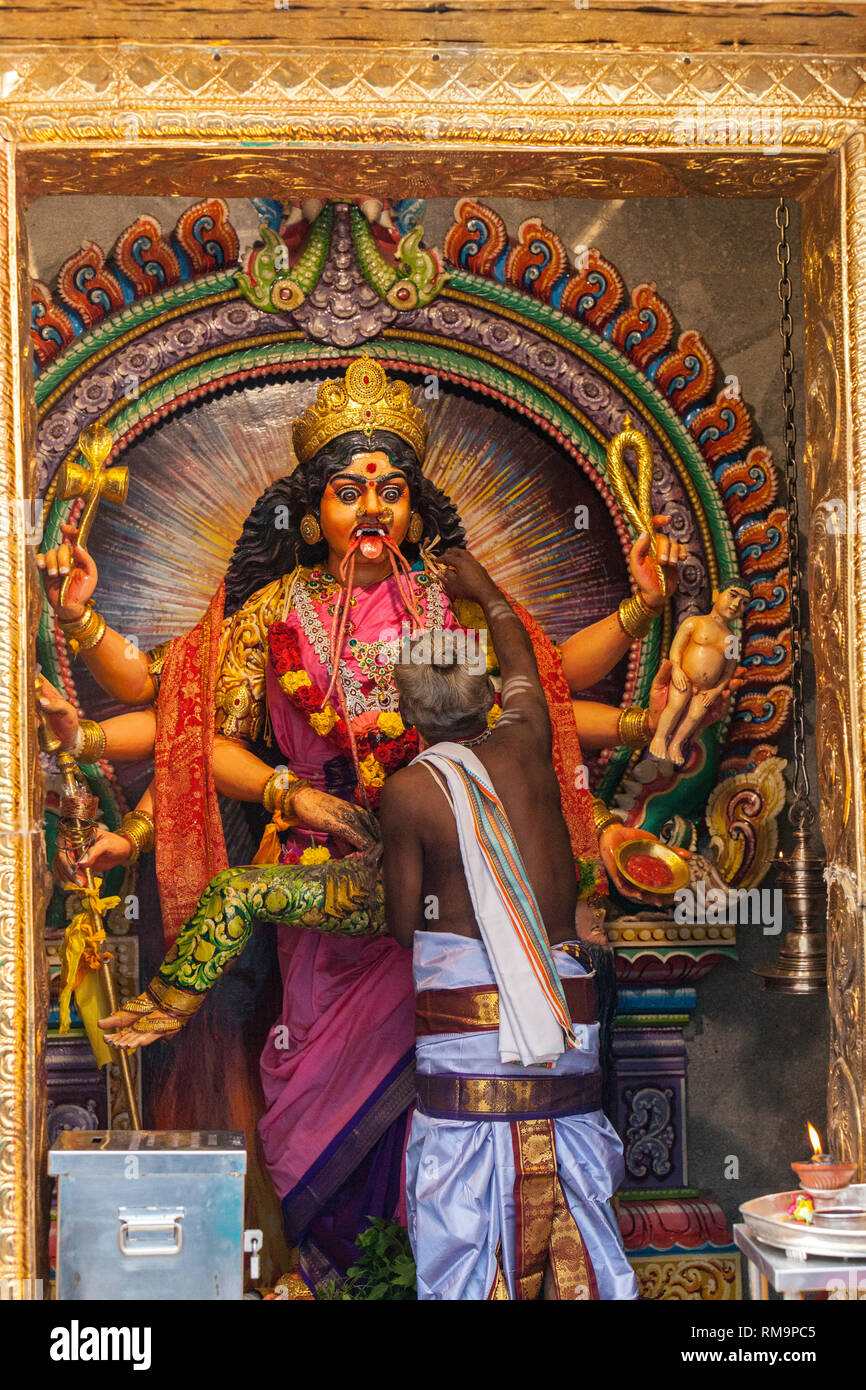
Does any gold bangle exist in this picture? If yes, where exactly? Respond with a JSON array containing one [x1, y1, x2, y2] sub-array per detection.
[[76, 718, 106, 763], [283, 779, 312, 816], [116, 992, 154, 1016], [120, 809, 155, 864], [617, 705, 651, 751], [145, 977, 206, 1021], [60, 604, 106, 657], [592, 796, 617, 837], [262, 769, 286, 814], [58, 605, 93, 636], [262, 769, 313, 819], [617, 593, 658, 641], [76, 611, 106, 653], [131, 1015, 182, 1035]]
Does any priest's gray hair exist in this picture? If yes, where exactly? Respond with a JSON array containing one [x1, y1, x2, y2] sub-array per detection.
[[393, 658, 495, 744]]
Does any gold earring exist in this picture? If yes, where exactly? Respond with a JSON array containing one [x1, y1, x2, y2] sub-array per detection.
[[300, 513, 322, 546], [408, 512, 424, 543]]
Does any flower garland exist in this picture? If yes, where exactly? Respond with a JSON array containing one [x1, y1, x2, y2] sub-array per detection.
[[269, 621, 421, 809], [269, 620, 503, 811]]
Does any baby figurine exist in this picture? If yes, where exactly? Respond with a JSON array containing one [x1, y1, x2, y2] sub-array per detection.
[[649, 583, 750, 766]]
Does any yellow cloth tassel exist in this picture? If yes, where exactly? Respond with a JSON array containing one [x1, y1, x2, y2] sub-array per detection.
[[253, 808, 293, 865], [75, 968, 113, 1069], [58, 878, 120, 1069]]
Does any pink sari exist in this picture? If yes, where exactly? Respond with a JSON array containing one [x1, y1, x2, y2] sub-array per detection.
[[257, 565, 459, 1280]]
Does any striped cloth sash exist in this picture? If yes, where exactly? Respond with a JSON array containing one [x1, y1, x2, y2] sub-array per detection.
[[414, 744, 576, 1067]]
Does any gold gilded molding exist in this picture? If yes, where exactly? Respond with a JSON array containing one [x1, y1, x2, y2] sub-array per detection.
[[15, 149, 829, 206], [606, 919, 735, 948], [629, 1252, 742, 1301], [0, 47, 862, 202], [3, 2, 866, 50], [803, 140, 866, 1177], [0, 45, 862, 122], [0, 132, 45, 1287]]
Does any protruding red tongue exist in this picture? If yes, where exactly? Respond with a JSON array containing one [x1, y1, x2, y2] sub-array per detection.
[[359, 535, 384, 560]]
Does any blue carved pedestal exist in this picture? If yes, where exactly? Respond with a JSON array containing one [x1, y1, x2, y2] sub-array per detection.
[[610, 915, 743, 1300]]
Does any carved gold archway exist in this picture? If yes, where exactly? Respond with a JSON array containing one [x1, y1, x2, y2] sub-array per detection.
[[0, 40, 863, 1286]]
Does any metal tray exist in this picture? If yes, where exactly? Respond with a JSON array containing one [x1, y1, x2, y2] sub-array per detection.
[[740, 1188, 866, 1260]]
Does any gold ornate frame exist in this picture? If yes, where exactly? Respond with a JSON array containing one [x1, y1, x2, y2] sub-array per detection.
[[0, 41, 863, 1285]]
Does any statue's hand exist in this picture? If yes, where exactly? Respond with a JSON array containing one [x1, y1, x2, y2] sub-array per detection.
[[698, 672, 745, 729], [53, 829, 133, 888], [598, 823, 690, 909], [647, 659, 674, 733], [36, 522, 98, 621], [37, 676, 79, 750], [291, 787, 381, 851], [671, 662, 689, 693], [438, 546, 495, 603], [99, 1000, 178, 1050], [629, 515, 686, 610]]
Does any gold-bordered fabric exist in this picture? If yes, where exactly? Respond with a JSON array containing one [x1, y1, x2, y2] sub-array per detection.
[[415, 976, 597, 1036], [511, 1119, 599, 1301], [146, 975, 206, 1018], [414, 1070, 601, 1120]]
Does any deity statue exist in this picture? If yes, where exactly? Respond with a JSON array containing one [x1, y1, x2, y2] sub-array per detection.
[[649, 584, 750, 766], [38, 356, 704, 1283]]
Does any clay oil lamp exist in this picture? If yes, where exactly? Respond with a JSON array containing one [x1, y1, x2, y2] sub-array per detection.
[[613, 838, 690, 897], [790, 1123, 856, 1198]]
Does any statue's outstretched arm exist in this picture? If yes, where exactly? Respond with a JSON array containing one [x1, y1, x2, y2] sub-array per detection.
[[99, 855, 384, 1049], [77, 626, 156, 705], [572, 699, 639, 752], [38, 525, 156, 705], [560, 610, 651, 696]]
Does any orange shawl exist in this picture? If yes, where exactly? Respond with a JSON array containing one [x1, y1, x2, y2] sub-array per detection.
[[153, 582, 229, 944]]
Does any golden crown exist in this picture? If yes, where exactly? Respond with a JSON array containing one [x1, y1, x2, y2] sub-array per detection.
[[291, 357, 428, 465]]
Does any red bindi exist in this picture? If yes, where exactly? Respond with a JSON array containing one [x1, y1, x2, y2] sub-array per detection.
[[365, 462, 378, 474]]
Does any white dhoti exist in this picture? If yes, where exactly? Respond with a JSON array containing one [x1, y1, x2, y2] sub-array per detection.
[[405, 745, 637, 1301]]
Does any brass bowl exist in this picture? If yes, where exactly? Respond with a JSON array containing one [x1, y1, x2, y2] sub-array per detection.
[[613, 838, 690, 896]]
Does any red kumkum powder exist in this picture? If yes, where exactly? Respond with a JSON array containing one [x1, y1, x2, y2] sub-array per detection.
[[626, 853, 674, 889]]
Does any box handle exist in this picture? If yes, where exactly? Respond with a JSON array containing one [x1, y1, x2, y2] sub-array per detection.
[[117, 1207, 185, 1258]]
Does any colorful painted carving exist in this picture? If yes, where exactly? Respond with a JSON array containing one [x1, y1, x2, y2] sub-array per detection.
[[33, 196, 794, 1301]]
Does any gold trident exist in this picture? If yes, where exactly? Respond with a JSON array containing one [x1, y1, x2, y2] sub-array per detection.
[[605, 419, 668, 599], [55, 423, 128, 608]]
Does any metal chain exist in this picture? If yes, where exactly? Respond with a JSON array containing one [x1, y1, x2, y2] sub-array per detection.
[[776, 197, 814, 831]]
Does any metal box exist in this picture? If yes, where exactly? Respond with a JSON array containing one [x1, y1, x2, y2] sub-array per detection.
[[48, 1130, 247, 1301]]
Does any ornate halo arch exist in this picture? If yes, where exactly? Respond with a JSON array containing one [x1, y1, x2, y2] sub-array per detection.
[[34, 197, 789, 878]]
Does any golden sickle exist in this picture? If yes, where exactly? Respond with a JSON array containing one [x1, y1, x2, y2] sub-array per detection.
[[55, 423, 129, 607], [34, 678, 142, 1129], [605, 420, 668, 599]]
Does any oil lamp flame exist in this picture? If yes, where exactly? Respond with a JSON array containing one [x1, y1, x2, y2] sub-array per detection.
[[792, 1121, 854, 1192]]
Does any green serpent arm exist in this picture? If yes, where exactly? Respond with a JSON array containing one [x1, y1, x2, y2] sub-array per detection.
[[146, 858, 384, 1010]]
